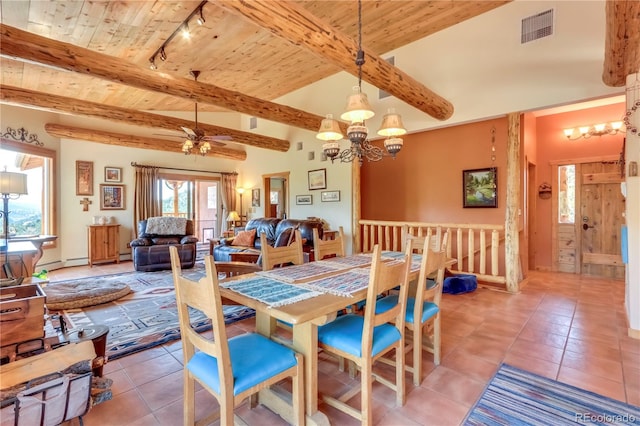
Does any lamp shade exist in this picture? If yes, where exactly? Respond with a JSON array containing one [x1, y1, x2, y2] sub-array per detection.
[[341, 86, 375, 123], [317, 114, 344, 141], [226, 211, 240, 222], [377, 109, 407, 137], [0, 171, 28, 195]]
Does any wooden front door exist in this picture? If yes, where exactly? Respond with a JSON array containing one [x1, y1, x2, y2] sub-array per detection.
[[579, 161, 625, 278]]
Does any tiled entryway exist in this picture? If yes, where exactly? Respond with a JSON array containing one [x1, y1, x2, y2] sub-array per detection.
[[49, 264, 638, 425]]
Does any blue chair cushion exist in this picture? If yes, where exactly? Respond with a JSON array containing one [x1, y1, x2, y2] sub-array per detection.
[[318, 314, 401, 357], [186, 333, 298, 395], [375, 295, 439, 324], [443, 274, 477, 294]]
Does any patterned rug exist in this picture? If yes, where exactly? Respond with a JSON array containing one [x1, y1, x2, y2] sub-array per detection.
[[50, 264, 255, 360], [464, 363, 640, 425]]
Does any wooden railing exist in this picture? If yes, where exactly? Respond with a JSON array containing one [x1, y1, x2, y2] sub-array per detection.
[[358, 220, 507, 289]]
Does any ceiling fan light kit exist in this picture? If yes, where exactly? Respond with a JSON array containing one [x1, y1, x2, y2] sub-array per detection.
[[317, 0, 407, 165]]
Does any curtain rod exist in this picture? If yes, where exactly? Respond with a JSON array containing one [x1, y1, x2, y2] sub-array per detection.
[[130, 162, 236, 175]]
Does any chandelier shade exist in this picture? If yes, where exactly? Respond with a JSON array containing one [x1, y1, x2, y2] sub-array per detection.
[[341, 86, 375, 123], [317, 114, 344, 141], [378, 109, 407, 137]]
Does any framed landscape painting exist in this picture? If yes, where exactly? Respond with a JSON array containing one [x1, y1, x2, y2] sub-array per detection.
[[463, 167, 497, 208], [105, 166, 122, 182], [308, 168, 327, 190], [296, 194, 312, 205]]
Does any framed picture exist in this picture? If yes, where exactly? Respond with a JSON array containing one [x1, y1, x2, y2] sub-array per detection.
[[100, 184, 125, 210], [104, 166, 122, 182], [252, 188, 260, 207], [308, 168, 327, 190], [463, 167, 497, 208], [321, 190, 340, 202], [76, 160, 93, 195], [296, 194, 313, 205]]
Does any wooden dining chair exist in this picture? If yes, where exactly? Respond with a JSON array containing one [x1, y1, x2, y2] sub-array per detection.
[[317, 244, 412, 425], [260, 229, 304, 271], [377, 228, 449, 385], [169, 247, 305, 426], [312, 226, 345, 260]]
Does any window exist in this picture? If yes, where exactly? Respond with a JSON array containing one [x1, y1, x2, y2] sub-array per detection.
[[558, 164, 575, 224], [159, 173, 220, 241], [0, 141, 56, 238]]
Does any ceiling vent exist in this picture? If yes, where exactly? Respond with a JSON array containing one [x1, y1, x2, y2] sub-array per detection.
[[521, 9, 554, 44]]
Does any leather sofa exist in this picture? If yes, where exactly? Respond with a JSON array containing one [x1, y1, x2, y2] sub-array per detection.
[[213, 217, 324, 262], [130, 218, 198, 272]]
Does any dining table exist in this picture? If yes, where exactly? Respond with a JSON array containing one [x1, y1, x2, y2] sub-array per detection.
[[217, 251, 453, 426]]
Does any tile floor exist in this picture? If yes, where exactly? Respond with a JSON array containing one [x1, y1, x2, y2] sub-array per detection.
[[47, 262, 639, 426]]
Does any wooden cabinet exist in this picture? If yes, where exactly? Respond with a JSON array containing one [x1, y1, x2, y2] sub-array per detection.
[[88, 225, 120, 267]]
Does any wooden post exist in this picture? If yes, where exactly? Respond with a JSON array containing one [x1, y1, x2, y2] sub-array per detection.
[[352, 161, 361, 254], [505, 113, 521, 293]]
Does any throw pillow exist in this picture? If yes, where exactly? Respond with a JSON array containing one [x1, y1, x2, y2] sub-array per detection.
[[231, 229, 256, 246]]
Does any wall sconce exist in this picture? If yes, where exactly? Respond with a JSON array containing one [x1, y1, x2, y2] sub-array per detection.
[[563, 121, 624, 140], [538, 182, 552, 199]]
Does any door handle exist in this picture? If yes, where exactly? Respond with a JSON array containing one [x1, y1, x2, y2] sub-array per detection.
[[582, 223, 594, 230]]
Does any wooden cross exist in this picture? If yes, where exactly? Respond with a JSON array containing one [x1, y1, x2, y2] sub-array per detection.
[[80, 197, 92, 211]]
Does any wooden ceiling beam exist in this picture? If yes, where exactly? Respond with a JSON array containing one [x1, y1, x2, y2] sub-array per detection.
[[0, 85, 289, 152], [44, 123, 247, 161], [216, 0, 454, 121], [603, 0, 640, 87], [0, 23, 327, 133]]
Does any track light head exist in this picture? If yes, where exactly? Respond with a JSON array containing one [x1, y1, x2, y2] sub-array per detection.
[[149, 57, 157, 70], [182, 23, 190, 39], [197, 8, 205, 25]]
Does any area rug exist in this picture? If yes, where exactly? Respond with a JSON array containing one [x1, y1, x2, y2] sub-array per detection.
[[49, 264, 255, 361], [464, 363, 640, 425]]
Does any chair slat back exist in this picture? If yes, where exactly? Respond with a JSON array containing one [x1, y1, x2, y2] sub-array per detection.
[[411, 228, 449, 321], [401, 224, 443, 253], [169, 247, 232, 389], [362, 244, 412, 355], [313, 226, 346, 260], [260, 229, 304, 271]]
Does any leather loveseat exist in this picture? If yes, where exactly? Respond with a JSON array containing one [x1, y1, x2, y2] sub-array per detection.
[[130, 217, 199, 272], [213, 217, 324, 262]]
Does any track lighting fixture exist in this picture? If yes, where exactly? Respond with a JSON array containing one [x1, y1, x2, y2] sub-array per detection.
[[147, 0, 207, 70], [197, 8, 205, 25]]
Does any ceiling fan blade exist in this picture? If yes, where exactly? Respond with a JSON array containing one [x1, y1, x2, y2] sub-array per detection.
[[181, 126, 197, 138], [202, 135, 233, 141]]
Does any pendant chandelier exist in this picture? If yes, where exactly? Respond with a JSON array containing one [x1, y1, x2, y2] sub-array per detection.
[[316, 0, 406, 164]]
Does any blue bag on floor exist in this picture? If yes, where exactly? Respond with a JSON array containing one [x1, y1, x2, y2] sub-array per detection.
[[443, 273, 477, 295]]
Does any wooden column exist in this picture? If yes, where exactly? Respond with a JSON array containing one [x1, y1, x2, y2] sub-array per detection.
[[505, 113, 521, 293], [352, 161, 361, 254]]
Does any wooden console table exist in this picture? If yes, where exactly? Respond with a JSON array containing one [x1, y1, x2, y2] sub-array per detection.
[[9, 235, 57, 270], [0, 241, 37, 279]]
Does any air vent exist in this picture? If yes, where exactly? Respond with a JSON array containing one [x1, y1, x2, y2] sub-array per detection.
[[249, 117, 257, 129], [521, 9, 554, 44], [379, 56, 395, 99]]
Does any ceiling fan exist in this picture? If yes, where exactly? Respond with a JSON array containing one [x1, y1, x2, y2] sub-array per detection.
[[179, 70, 232, 156]]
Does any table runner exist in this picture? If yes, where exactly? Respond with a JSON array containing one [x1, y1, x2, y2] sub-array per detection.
[[256, 260, 348, 283], [381, 251, 422, 273], [220, 276, 321, 308], [301, 269, 372, 297]]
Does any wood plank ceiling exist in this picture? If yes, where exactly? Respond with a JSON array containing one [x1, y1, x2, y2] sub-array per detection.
[[1, 0, 637, 157]]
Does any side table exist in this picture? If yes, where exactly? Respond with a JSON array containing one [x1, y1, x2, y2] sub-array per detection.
[[58, 325, 109, 377]]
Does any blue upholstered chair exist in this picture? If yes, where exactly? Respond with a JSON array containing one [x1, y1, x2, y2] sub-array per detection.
[[169, 247, 304, 425], [376, 228, 449, 386], [317, 244, 412, 425]]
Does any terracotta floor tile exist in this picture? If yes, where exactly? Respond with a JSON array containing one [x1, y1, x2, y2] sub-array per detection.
[[558, 365, 627, 402], [48, 266, 638, 424]]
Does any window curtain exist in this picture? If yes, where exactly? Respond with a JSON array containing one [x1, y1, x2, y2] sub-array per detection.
[[133, 166, 161, 235], [220, 173, 238, 231]]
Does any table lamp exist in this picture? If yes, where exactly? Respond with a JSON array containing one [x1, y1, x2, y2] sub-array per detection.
[[1, 169, 28, 283], [226, 210, 240, 231]]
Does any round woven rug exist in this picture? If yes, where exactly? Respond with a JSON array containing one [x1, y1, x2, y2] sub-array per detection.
[[45, 280, 131, 310]]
